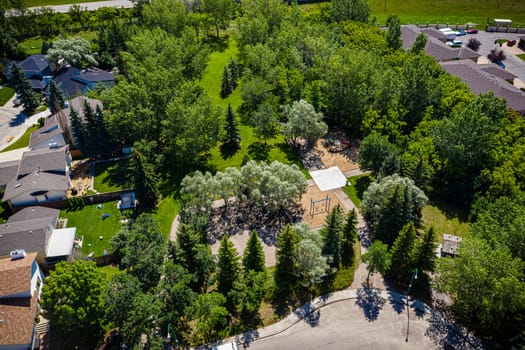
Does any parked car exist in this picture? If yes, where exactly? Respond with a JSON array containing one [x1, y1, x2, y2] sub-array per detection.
[[496, 60, 506, 69], [507, 39, 517, 47], [12, 97, 21, 106], [466, 28, 478, 34], [447, 40, 463, 48], [455, 29, 467, 36]]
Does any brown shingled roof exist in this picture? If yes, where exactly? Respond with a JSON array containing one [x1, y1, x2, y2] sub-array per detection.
[[0, 253, 37, 297], [0, 292, 38, 347]]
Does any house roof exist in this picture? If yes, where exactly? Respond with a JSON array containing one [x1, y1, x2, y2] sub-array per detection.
[[8, 206, 59, 224], [19, 55, 49, 73], [0, 292, 38, 347], [3, 170, 69, 202], [440, 59, 525, 113], [47, 227, 76, 257], [0, 160, 20, 187], [0, 252, 37, 297], [28, 77, 47, 91], [401, 25, 480, 61], [420, 27, 448, 41], [0, 217, 54, 257], [29, 116, 64, 149], [18, 146, 69, 177], [479, 64, 517, 81], [72, 67, 114, 83]]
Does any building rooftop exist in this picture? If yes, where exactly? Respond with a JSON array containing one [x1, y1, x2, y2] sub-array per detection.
[[440, 59, 525, 113], [18, 146, 69, 177], [0, 253, 37, 297], [3, 170, 69, 202], [0, 160, 20, 187], [8, 206, 59, 223], [0, 292, 39, 347], [28, 116, 64, 149], [0, 218, 55, 257], [53, 66, 114, 98]]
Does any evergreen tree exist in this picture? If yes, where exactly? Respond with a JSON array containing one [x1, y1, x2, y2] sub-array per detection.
[[128, 139, 159, 206], [274, 224, 299, 299], [321, 205, 344, 269], [223, 103, 240, 146], [341, 208, 358, 266], [228, 58, 239, 89], [220, 65, 232, 98], [69, 107, 88, 153], [388, 222, 417, 285], [9, 63, 39, 112], [93, 105, 113, 157], [386, 15, 402, 50], [47, 80, 66, 114], [413, 226, 436, 273], [216, 235, 240, 309], [82, 100, 97, 157], [243, 230, 265, 273]]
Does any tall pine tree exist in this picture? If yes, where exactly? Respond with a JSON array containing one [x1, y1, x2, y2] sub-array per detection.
[[82, 100, 97, 157], [93, 105, 113, 157], [47, 80, 66, 114], [217, 235, 240, 309], [321, 205, 344, 269], [274, 224, 299, 300], [228, 58, 239, 89], [69, 107, 88, 154], [388, 222, 417, 285], [128, 140, 159, 206], [413, 226, 436, 273], [341, 208, 358, 266], [9, 63, 39, 112], [224, 103, 240, 147], [220, 65, 232, 98], [242, 230, 265, 273]]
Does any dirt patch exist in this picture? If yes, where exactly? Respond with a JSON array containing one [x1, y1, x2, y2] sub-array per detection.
[[299, 132, 360, 173], [69, 160, 92, 197], [300, 183, 347, 229]]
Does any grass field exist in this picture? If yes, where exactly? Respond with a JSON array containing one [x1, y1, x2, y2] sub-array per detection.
[[19, 31, 98, 56], [25, 0, 108, 7], [518, 54, 525, 61], [342, 174, 373, 209], [202, 37, 309, 176], [62, 202, 123, 257], [0, 87, 15, 106], [1, 124, 39, 153], [97, 264, 122, 282], [421, 200, 470, 243], [154, 194, 179, 239], [93, 160, 128, 193]]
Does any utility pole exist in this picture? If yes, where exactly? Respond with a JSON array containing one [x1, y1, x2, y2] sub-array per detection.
[[405, 267, 418, 342]]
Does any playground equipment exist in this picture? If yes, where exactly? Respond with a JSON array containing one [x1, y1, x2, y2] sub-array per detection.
[[310, 195, 331, 216]]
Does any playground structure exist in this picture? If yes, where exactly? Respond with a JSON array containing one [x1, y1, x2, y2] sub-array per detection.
[[310, 195, 331, 216]]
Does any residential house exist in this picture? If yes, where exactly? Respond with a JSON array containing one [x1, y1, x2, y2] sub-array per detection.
[[0, 252, 43, 350], [2, 146, 71, 208], [440, 59, 525, 114], [401, 25, 481, 62], [3, 55, 52, 92], [28, 116, 67, 150], [0, 206, 76, 268], [52, 66, 114, 98]]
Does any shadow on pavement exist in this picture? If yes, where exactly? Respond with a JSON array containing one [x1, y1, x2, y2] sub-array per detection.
[[238, 330, 259, 348], [294, 302, 321, 327], [8, 112, 26, 126], [387, 289, 405, 314], [425, 301, 485, 350], [355, 287, 385, 322]]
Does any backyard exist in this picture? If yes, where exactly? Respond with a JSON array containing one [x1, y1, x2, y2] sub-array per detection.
[[19, 31, 98, 56], [93, 160, 129, 193], [421, 201, 470, 243], [62, 202, 124, 257]]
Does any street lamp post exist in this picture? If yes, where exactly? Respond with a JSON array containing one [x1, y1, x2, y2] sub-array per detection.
[[405, 267, 418, 342]]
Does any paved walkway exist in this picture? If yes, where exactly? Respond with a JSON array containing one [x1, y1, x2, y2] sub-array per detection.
[[24, 0, 133, 13]]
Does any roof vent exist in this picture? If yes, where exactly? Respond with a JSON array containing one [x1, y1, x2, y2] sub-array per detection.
[[10, 249, 26, 260]]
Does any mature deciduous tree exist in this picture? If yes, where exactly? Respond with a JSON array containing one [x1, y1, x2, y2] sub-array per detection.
[[411, 33, 427, 54], [193, 292, 229, 343], [361, 241, 391, 287], [281, 99, 328, 148], [104, 273, 142, 330], [47, 37, 97, 67], [41, 261, 106, 349], [296, 223, 330, 288], [330, 0, 370, 23], [386, 15, 402, 50], [359, 133, 400, 177]]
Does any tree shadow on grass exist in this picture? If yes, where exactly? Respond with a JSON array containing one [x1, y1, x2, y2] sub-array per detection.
[[353, 175, 373, 200], [248, 141, 270, 161], [202, 34, 230, 52], [355, 286, 385, 322], [220, 142, 240, 159]]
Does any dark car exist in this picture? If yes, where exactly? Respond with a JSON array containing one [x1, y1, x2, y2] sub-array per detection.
[[496, 60, 506, 69], [455, 29, 467, 36], [466, 29, 478, 34], [507, 39, 517, 47]]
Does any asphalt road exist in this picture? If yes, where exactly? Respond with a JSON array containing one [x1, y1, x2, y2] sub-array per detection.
[[27, 0, 133, 13], [248, 297, 439, 350]]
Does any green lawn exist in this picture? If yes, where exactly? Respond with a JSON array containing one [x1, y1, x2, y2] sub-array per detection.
[[19, 31, 98, 56], [342, 174, 373, 209], [62, 202, 123, 257], [369, 0, 525, 25], [98, 264, 123, 282], [154, 194, 179, 239], [93, 160, 128, 193], [0, 87, 15, 106], [202, 37, 309, 177], [1, 125, 39, 153], [26, 0, 109, 7], [421, 201, 470, 243], [517, 54, 525, 61]]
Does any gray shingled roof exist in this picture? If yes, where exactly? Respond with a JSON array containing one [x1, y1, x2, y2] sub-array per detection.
[[479, 64, 517, 81], [0, 161, 20, 187], [0, 217, 54, 257], [29, 116, 63, 149], [17, 146, 69, 178], [72, 67, 114, 83], [420, 27, 448, 41], [2, 171, 69, 202], [440, 59, 525, 113], [8, 206, 59, 224], [401, 25, 480, 62]]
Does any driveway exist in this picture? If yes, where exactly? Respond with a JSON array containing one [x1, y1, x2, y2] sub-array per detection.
[[468, 31, 525, 82]]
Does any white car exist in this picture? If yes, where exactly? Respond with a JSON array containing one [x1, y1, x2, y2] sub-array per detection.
[[213, 342, 239, 350]]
